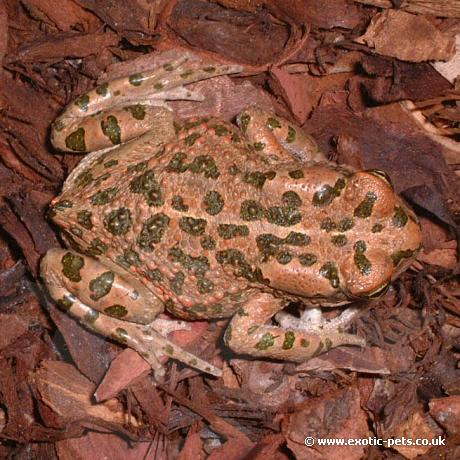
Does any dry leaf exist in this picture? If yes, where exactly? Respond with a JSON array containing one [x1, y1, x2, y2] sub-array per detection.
[[355, 10, 456, 62], [430, 395, 460, 436], [34, 360, 137, 426]]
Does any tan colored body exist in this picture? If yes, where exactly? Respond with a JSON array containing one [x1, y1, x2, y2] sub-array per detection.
[[41, 56, 422, 377]]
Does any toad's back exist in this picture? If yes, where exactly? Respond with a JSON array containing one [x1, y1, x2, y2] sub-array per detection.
[[51, 119, 421, 320]]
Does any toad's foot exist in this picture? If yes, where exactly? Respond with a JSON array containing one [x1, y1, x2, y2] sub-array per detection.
[[225, 293, 365, 363], [51, 53, 243, 153], [276, 307, 362, 333]]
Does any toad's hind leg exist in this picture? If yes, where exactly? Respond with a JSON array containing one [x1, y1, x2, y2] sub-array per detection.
[[236, 107, 326, 164], [224, 292, 365, 361], [51, 54, 242, 153], [41, 249, 222, 377]]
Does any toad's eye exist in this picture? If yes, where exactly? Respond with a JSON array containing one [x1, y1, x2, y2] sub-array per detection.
[[366, 281, 390, 299], [366, 169, 393, 188]]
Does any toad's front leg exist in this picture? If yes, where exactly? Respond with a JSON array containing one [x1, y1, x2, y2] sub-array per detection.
[[41, 249, 222, 377], [224, 292, 365, 361]]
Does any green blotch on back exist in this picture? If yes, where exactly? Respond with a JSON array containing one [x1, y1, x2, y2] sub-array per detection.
[[276, 251, 293, 265], [300, 338, 309, 347], [57, 294, 74, 311], [65, 128, 86, 152], [288, 169, 304, 179], [200, 235, 216, 250], [104, 305, 128, 318], [168, 246, 210, 277], [84, 309, 99, 324], [391, 249, 415, 266], [101, 115, 121, 145], [125, 104, 146, 120], [284, 232, 310, 246], [312, 178, 346, 207], [115, 249, 140, 269], [212, 124, 228, 136], [299, 253, 317, 266], [147, 268, 163, 282], [163, 63, 174, 71], [130, 170, 163, 206], [185, 132, 201, 146], [197, 278, 214, 294], [216, 249, 268, 283], [354, 253, 372, 275], [104, 159, 119, 168], [95, 82, 109, 96], [137, 213, 170, 251], [247, 325, 259, 335], [170, 271, 185, 295], [217, 224, 249, 240], [319, 262, 340, 288], [253, 142, 265, 151], [179, 216, 207, 236], [282, 331, 296, 349], [255, 333, 275, 350], [372, 223, 384, 233], [87, 238, 108, 256], [180, 70, 193, 79], [89, 271, 115, 301], [331, 234, 347, 247], [53, 119, 65, 132], [61, 252, 84, 282], [171, 195, 189, 212], [129, 73, 145, 86], [127, 161, 148, 173], [75, 170, 93, 187], [90, 187, 118, 205], [77, 210, 93, 230], [392, 206, 408, 228], [163, 344, 174, 355], [51, 200, 73, 215], [337, 218, 354, 232], [282, 191, 302, 208], [240, 200, 264, 221], [354, 192, 377, 218], [243, 171, 268, 189], [113, 327, 129, 343], [189, 155, 220, 178], [286, 126, 296, 143], [74, 94, 90, 111], [103, 207, 132, 235], [314, 341, 324, 355], [167, 153, 220, 179], [265, 206, 302, 227], [203, 190, 224, 215], [239, 113, 250, 132], [267, 117, 281, 129]]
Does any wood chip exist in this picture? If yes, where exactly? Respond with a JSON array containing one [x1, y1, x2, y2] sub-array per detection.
[[355, 10, 456, 62]]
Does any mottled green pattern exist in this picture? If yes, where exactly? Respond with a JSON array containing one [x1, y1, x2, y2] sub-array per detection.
[[101, 116, 121, 145], [137, 213, 170, 250], [203, 191, 224, 215], [61, 252, 84, 282], [130, 170, 163, 206], [103, 207, 132, 235], [89, 271, 114, 300], [65, 128, 86, 152]]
